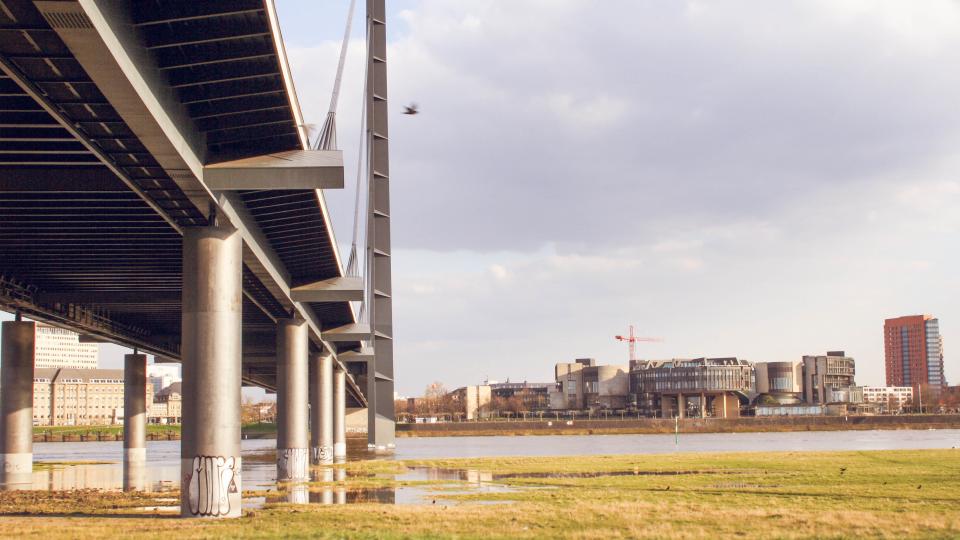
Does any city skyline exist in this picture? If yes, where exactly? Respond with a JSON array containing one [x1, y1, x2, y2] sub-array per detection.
[[0, 288, 944, 399]]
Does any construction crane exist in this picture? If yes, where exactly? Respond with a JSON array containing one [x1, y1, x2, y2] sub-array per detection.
[[614, 325, 662, 363]]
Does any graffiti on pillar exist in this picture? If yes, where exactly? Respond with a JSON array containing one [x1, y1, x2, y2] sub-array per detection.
[[312, 445, 333, 465], [278, 447, 309, 478], [2, 457, 30, 473], [185, 455, 239, 517]]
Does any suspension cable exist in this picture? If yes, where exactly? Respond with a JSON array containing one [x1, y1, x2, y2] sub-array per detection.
[[314, 0, 358, 151]]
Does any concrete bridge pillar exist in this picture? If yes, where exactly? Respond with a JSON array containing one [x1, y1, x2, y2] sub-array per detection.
[[333, 366, 347, 462], [310, 353, 333, 465], [276, 319, 309, 481], [180, 225, 243, 518], [123, 353, 147, 491], [0, 319, 35, 488]]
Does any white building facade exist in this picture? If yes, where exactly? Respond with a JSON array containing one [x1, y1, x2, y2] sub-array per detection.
[[147, 362, 181, 395], [35, 324, 98, 369], [861, 386, 913, 412]]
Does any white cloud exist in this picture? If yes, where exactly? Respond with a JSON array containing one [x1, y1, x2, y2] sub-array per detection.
[[489, 264, 510, 281]]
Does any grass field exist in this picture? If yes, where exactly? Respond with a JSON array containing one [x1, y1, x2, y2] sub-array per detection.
[[32, 424, 181, 437], [0, 449, 958, 538], [32, 423, 268, 438]]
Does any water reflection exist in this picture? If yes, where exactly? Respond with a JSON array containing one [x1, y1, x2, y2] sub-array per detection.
[[24, 429, 960, 499], [306, 467, 348, 505], [30, 461, 178, 492], [123, 462, 147, 492]]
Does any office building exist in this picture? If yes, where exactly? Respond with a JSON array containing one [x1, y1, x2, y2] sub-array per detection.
[[884, 315, 946, 393], [450, 385, 491, 420], [449, 381, 553, 419], [33, 368, 150, 426], [34, 323, 98, 370], [802, 351, 856, 404], [754, 361, 804, 404], [827, 385, 863, 404], [861, 386, 913, 412], [549, 359, 629, 410], [490, 382, 553, 411], [149, 382, 183, 424], [630, 358, 753, 418], [147, 363, 181, 395]]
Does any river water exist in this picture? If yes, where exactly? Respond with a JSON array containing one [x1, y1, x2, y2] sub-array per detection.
[[25, 429, 960, 494]]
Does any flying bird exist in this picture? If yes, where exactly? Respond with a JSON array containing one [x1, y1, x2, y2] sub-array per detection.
[[402, 103, 419, 115]]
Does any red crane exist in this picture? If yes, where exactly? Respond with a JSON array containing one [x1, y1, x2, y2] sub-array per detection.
[[614, 325, 662, 362]]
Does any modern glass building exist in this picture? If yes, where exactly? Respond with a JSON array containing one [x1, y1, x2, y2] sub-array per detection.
[[629, 358, 753, 418], [884, 315, 946, 394], [802, 351, 856, 404]]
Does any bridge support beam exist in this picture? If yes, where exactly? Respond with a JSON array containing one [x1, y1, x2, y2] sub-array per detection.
[[333, 366, 347, 462], [365, 0, 397, 450], [276, 319, 309, 481], [180, 225, 243, 518], [310, 353, 333, 465], [123, 353, 147, 491], [0, 320, 35, 488]]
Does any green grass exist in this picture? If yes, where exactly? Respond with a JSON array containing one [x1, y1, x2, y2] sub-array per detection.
[[32, 461, 113, 471], [0, 449, 958, 538], [32, 424, 180, 437], [240, 422, 277, 434]]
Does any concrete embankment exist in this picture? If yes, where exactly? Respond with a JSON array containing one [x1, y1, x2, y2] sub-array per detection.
[[396, 414, 960, 437], [33, 431, 181, 443], [33, 422, 276, 442]]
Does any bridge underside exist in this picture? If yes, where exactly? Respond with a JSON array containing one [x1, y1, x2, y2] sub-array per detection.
[[0, 0, 373, 406]]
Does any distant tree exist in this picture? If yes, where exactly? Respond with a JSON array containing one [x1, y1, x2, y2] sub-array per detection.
[[886, 395, 899, 414], [241, 396, 261, 425], [424, 382, 448, 400], [505, 395, 525, 415], [489, 395, 510, 417], [902, 397, 914, 413], [938, 387, 960, 412]]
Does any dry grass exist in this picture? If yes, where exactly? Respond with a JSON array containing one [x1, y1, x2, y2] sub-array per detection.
[[0, 449, 958, 539]]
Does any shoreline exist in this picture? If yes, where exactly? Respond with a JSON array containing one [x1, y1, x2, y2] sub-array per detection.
[[29, 414, 960, 442], [397, 413, 960, 437]]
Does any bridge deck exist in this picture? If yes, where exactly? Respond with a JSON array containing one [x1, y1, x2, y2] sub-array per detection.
[[0, 0, 367, 405]]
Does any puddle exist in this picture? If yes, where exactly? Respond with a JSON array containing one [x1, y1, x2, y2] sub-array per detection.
[[134, 505, 179, 512], [252, 467, 526, 508], [24, 441, 526, 509]]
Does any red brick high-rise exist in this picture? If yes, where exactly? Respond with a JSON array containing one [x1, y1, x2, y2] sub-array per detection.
[[883, 315, 946, 394]]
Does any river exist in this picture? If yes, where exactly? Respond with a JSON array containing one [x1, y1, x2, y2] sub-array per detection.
[[25, 428, 960, 493]]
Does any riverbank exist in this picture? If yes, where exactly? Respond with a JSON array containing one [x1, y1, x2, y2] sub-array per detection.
[[29, 415, 960, 442], [397, 413, 960, 437], [31, 423, 279, 442], [1, 449, 958, 538], [32, 424, 181, 442]]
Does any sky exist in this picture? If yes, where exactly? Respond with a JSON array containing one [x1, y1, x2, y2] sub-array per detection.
[[277, 0, 960, 396], [4, 1, 959, 397]]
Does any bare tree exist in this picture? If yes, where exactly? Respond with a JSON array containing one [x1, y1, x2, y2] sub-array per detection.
[[886, 395, 899, 414], [241, 396, 262, 425]]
